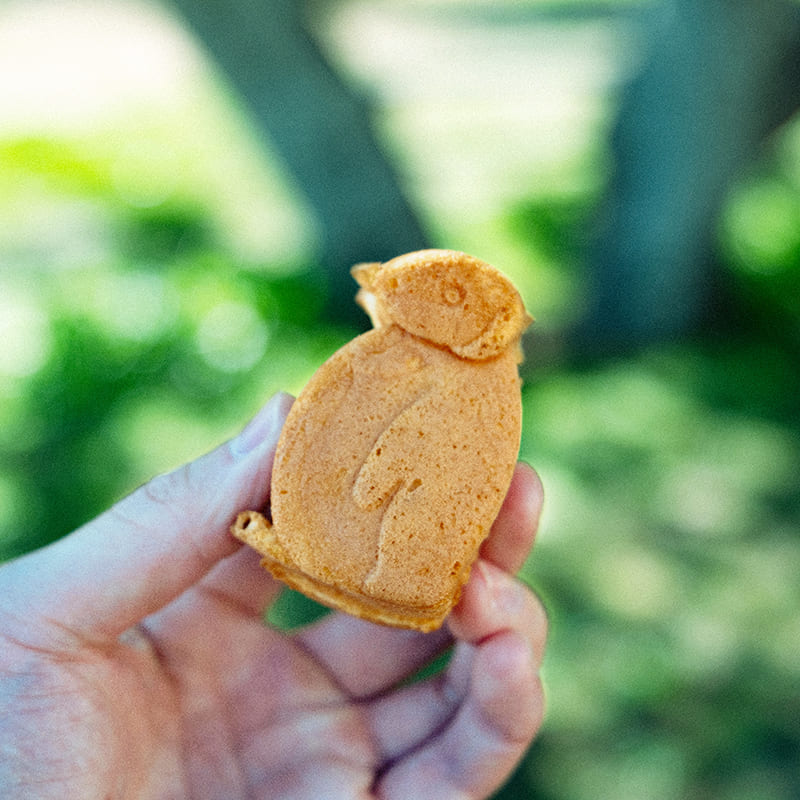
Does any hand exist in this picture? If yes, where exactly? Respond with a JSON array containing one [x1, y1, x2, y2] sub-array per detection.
[[0, 393, 547, 799]]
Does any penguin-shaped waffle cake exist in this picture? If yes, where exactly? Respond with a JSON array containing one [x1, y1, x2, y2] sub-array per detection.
[[232, 249, 532, 631]]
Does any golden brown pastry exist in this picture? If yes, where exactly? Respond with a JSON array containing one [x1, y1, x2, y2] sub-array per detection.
[[232, 249, 532, 631]]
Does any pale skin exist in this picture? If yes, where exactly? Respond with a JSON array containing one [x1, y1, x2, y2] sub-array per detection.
[[0, 392, 547, 799]]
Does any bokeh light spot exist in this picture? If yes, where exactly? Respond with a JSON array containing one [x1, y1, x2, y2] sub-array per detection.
[[195, 300, 269, 372]]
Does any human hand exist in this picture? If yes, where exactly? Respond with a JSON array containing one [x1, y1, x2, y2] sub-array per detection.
[[0, 392, 547, 799]]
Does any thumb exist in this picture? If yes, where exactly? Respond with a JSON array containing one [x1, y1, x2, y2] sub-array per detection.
[[0, 392, 294, 644]]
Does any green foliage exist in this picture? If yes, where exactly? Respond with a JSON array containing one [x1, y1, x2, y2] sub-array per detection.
[[0, 133, 352, 559], [2, 4, 800, 799], [719, 126, 800, 343], [516, 347, 800, 799]]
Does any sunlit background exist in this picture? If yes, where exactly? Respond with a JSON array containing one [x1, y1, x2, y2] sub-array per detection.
[[2, 1, 800, 798]]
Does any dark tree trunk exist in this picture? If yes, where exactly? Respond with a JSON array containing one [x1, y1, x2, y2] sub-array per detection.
[[171, 0, 431, 326], [578, 0, 800, 354]]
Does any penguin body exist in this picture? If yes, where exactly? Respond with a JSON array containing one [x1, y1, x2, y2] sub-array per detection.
[[233, 250, 531, 631]]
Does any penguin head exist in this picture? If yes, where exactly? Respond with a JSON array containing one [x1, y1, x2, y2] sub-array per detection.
[[352, 250, 532, 360]]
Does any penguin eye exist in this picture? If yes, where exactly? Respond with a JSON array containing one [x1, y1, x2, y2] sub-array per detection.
[[441, 282, 466, 306]]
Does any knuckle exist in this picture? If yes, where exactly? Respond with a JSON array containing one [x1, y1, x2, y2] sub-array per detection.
[[142, 469, 187, 507]]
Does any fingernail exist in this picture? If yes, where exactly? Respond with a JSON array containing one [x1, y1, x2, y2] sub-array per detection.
[[479, 561, 525, 620], [497, 575, 526, 618], [476, 561, 500, 617], [231, 392, 293, 458]]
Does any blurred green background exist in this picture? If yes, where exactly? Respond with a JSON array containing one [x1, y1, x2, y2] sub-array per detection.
[[2, 0, 800, 798]]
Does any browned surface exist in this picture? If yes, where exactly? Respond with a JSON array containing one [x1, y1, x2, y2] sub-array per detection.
[[232, 250, 531, 631]]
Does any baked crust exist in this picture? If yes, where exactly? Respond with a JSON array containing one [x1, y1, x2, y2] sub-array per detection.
[[231, 250, 531, 632]]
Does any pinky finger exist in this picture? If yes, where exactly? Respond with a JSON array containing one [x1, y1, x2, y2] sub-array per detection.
[[376, 630, 544, 800]]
